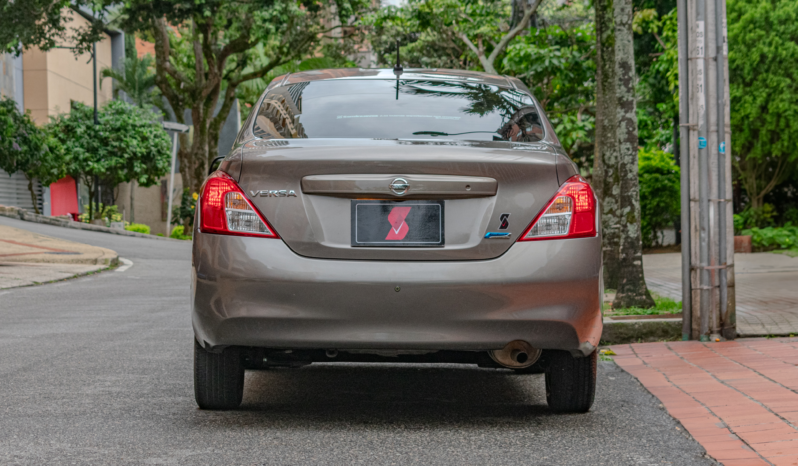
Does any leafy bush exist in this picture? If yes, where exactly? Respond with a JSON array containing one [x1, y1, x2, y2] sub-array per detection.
[[742, 225, 798, 250], [172, 188, 197, 227], [170, 225, 192, 240], [125, 223, 150, 234], [639, 148, 680, 248], [735, 204, 776, 233], [78, 203, 121, 225], [785, 207, 798, 226]]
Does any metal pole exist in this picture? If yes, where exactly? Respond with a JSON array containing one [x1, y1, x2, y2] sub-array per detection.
[[678, 0, 692, 340], [715, 0, 729, 338], [92, 42, 100, 215], [165, 132, 178, 237], [697, 0, 711, 341]]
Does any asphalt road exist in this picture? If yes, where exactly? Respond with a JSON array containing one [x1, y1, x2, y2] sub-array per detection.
[[0, 216, 716, 465]]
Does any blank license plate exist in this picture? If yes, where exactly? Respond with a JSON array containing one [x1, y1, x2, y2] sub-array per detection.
[[351, 200, 444, 247]]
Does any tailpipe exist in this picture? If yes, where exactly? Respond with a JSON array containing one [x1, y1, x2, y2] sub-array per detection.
[[489, 340, 542, 369]]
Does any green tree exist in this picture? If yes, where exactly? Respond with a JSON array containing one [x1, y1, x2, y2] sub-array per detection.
[[594, 0, 655, 308], [48, 100, 171, 220], [502, 23, 596, 167], [728, 0, 798, 209], [366, 0, 542, 74], [0, 1, 105, 55], [101, 54, 167, 115], [639, 147, 680, 247], [103, 0, 370, 196], [0, 97, 65, 214]]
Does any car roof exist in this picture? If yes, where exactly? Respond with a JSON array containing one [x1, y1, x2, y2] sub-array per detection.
[[267, 68, 520, 90]]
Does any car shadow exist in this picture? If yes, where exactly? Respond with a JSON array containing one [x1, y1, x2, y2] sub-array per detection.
[[197, 363, 563, 427]]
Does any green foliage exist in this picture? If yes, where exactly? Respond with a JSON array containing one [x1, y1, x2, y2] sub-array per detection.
[[785, 207, 798, 226], [169, 225, 192, 240], [734, 204, 777, 232], [635, 8, 679, 150], [365, 0, 539, 74], [0, 96, 65, 213], [125, 223, 151, 234], [0, 0, 105, 56], [101, 54, 166, 114], [502, 23, 596, 164], [638, 148, 680, 247], [611, 294, 682, 316], [742, 225, 798, 251], [728, 0, 798, 208], [171, 189, 197, 228], [78, 203, 122, 224], [48, 100, 171, 220], [107, 0, 372, 195]]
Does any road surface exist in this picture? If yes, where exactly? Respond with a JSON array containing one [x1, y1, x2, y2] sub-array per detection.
[[0, 216, 715, 465]]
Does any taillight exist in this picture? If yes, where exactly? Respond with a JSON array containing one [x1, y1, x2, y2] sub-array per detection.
[[518, 175, 596, 241], [199, 171, 279, 238]]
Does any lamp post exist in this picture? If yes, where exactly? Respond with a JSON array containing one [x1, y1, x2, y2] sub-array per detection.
[[162, 122, 190, 236]]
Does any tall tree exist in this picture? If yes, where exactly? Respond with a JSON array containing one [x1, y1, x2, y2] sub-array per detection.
[[49, 101, 171, 220], [101, 54, 167, 114], [0, 97, 65, 214], [0, 1, 105, 55], [594, 0, 655, 308], [727, 0, 798, 209], [367, 0, 541, 75], [108, 0, 369, 195], [101, 52, 166, 223]]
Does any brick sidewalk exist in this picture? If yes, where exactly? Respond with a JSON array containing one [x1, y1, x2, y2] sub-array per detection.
[[612, 339, 798, 465], [644, 253, 798, 337]]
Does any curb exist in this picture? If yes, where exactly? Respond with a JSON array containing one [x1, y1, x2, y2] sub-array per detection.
[[601, 318, 682, 344], [0, 207, 184, 242]]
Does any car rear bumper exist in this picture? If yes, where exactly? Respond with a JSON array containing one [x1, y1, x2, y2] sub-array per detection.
[[191, 234, 603, 356]]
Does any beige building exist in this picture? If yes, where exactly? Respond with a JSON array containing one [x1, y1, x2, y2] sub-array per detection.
[[22, 10, 115, 125]]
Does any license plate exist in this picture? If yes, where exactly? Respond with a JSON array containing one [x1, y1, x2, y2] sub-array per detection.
[[351, 200, 445, 247]]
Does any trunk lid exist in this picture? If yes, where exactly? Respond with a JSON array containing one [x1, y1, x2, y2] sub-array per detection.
[[236, 139, 561, 260]]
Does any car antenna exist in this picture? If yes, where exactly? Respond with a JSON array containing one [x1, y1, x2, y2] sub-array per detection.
[[393, 39, 403, 100]]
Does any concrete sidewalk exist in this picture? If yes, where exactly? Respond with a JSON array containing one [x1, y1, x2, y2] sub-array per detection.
[[612, 339, 798, 465], [0, 225, 118, 289], [645, 252, 798, 336]]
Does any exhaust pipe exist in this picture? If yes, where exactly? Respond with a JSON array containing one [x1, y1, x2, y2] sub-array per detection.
[[489, 340, 541, 369]]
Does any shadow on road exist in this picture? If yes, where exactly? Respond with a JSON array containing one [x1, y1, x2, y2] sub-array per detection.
[[207, 364, 560, 425]]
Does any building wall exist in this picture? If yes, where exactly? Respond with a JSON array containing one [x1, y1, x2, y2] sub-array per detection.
[[116, 177, 184, 236], [22, 9, 113, 124]]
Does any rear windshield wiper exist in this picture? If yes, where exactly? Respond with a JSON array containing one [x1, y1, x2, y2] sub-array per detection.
[[412, 131, 501, 137]]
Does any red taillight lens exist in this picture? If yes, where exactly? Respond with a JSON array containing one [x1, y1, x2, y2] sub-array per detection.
[[199, 171, 278, 238], [518, 175, 596, 241]]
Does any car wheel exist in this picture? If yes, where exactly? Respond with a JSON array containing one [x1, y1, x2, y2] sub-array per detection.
[[194, 339, 245, 410], [545, 350, 596, 413]]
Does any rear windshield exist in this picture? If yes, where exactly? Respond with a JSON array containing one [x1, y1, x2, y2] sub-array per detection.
[[253, 79, 544, 142]]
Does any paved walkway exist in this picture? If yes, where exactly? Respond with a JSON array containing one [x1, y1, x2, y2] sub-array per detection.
[[0, 225, 117, 288], [612, 338, 798, 466], [644, 253, 798, 336]]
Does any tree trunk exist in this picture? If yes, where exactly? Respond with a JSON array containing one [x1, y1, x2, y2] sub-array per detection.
[[594, 0, 622, 290], [609, 0, 654, 309], [25, 176, 40, 215], [595, 0, 654, 308]]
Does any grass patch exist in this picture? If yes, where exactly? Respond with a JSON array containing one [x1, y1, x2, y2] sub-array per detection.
[[604, 293, 682, 316]]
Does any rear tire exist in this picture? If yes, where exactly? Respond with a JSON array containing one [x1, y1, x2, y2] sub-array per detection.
[[545, 350, 597, 413], [194, 339, 245, 410]]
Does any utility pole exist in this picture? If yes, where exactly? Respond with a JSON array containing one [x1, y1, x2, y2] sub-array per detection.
[[92, 42, 100, 216], [679, 0, 735, 340]]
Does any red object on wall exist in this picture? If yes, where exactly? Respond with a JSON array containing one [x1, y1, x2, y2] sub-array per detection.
[[49, 176, 79, 217]]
